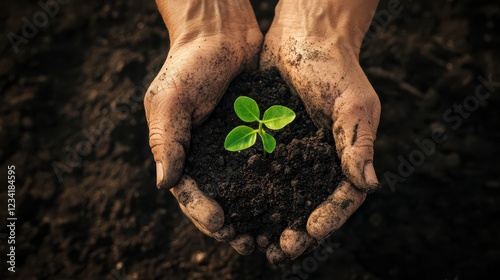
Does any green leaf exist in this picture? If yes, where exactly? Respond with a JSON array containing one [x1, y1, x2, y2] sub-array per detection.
[[224, 125, 257, 151], [234, 96, 260, 122], [259, 131, 276, 153], [262, 105, 296, 130]]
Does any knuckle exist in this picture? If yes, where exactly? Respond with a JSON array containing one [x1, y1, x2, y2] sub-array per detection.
[[144, 82, 163, 106], [148, 126, 166, 150], [340, 92, 380, 116], [354, 129, 375, 149], [359, 90, 380, 106]]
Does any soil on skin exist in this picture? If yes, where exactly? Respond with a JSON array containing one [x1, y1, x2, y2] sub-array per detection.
[[187, 69, 343, 242]]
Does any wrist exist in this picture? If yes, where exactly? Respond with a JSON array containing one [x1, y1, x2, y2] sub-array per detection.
[[156, 0, 260, 46], [273, 0, 379, 55]]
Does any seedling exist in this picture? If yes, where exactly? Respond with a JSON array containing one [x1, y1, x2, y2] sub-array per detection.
[[224, 96, 296, 155]]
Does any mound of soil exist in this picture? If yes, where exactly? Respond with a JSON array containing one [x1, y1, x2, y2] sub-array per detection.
[[186, 69, 344, 244]]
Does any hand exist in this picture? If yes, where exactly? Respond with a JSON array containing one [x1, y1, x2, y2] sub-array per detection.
[[259, 0, 381, 263], [145, 0, 262, 254]]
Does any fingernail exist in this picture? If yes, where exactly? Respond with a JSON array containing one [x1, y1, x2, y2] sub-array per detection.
[[256, 235, 271, 250], [266, 244, 288, 265], [156, 161, 164, 188], [212, 225, 236, 243], [363, 161, 379, 187], [230, 234, 255, 256], [280, 229, 314, 259]]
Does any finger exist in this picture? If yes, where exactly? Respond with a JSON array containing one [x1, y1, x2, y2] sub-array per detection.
[[266, 243, 288, 265], [332, 86, 381, 192], [280, 229, 316, 260], [171, 175, 224, 232], [307, 180, 366, 240], [229, 234, 255, 256], [211, 225, 236, 242], [256, 234, 272, 251], [144, 80, 191, 189], [178, 203, 235, 242]]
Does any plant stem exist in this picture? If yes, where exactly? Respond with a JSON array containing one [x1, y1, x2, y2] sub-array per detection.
[[257, 121, 267, 157]]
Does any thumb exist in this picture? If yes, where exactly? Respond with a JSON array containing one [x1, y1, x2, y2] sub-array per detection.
[[145, 87, 191, 189], [332, 90, 381, 193]]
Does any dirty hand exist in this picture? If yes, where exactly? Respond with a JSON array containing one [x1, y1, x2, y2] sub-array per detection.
[[144, 0, 262, 253], [260, 0, 381, 263]]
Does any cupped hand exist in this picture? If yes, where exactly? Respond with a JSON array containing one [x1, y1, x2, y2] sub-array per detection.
[[259, 0, 381, 263], [145, 0, 262, 255]]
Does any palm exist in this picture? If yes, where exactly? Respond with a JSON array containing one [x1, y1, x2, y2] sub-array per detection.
[[259, 30, 380, 262]]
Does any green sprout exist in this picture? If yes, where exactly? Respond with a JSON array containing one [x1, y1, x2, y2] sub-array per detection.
[[224, 96, 296, 155]]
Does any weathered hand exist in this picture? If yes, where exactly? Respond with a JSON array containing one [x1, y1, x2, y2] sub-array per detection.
[[145, 0, 262, 254], [259, 0, 381, 263]]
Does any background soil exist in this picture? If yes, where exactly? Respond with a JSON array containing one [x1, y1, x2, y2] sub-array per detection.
[[0, 0, 499, 279]]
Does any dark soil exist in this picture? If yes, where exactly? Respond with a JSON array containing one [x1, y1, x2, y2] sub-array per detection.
[[1, 0, 499, 279], [187, 69, 343, 242]]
